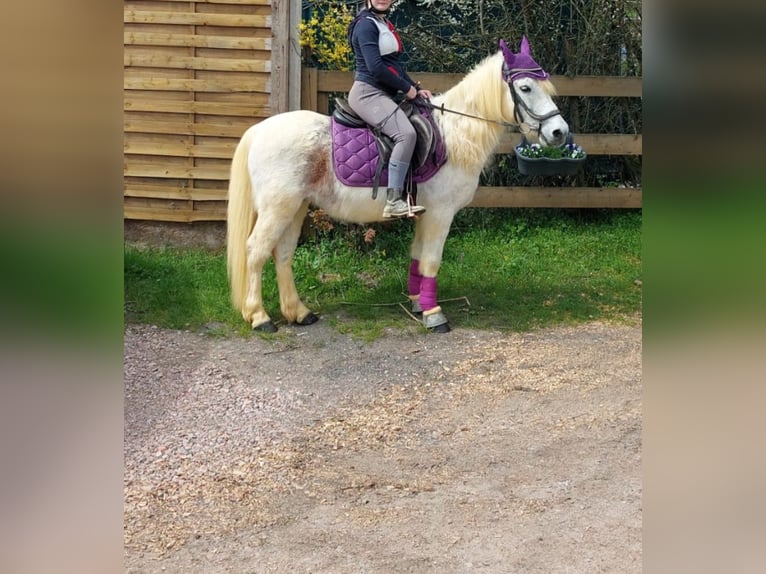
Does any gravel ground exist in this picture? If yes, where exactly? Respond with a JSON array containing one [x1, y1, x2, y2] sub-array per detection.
[[124, 317, 641, 573]]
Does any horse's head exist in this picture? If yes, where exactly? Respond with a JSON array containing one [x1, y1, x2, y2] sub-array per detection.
[[499, 37, 569, 147]]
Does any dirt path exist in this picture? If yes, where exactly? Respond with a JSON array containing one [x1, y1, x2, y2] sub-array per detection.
[[124, 318, 641, 573]]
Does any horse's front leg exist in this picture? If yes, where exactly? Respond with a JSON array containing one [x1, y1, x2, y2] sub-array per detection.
[[410, 215, 453, 333], [273, 202, 318, 326]]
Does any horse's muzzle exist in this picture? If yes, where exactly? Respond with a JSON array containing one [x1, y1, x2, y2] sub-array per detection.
[[540, 117, 569, 147]]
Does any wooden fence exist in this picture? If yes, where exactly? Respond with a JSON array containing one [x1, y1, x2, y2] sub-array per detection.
[[302, 70, 642, 209], [125, 5, 641, 225], [123, 0, 294, 222]]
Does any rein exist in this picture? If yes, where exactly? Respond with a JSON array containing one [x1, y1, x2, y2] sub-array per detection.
[[421, 72, 562, 136], [421, 98, 531, 133]]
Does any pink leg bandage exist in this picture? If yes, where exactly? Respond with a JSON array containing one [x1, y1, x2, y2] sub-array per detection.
[[408, 259, 423, 296], [419, 276, 438, 311]]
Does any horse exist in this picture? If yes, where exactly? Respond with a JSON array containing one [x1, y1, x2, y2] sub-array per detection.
[[227, 36, 569, 333]]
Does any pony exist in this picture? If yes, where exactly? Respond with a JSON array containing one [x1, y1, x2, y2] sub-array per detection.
[[227, 37, 569, 333]]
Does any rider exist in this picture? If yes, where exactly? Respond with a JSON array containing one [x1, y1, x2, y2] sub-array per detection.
[[347, 0, 431, 219]]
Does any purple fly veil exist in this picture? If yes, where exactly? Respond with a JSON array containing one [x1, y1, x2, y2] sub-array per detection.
[[499, 36, 549, 82]]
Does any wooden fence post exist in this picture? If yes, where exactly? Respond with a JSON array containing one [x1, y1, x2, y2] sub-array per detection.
[[301, 67, 318, 112]]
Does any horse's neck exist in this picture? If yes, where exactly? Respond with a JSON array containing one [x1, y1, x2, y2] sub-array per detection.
[[436, 56, 508, 174]]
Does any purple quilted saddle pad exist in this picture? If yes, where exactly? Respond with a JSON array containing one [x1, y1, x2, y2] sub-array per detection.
[[331, 106, 447, 188]]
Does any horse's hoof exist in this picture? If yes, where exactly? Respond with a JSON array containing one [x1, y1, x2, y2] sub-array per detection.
[[253, 320, 278, 333], [295, 312, 319, 326], [423, 307, 449, 332], [429, 322, 452, 334]]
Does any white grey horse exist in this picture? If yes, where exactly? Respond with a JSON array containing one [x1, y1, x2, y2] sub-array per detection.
[[227, 37, 568, 332]]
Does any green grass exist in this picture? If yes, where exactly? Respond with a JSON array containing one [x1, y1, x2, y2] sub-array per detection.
[[124, 209, 641, 337]]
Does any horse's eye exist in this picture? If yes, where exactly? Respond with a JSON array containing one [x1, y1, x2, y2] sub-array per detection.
[[519, 85, 531, 93]]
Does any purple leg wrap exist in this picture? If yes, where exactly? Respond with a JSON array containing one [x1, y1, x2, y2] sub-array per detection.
[[419, 276, 438, 311], [408, 259, 423, 296]]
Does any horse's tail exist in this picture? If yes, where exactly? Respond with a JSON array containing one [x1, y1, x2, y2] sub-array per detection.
[[226, 127, 256, 316]]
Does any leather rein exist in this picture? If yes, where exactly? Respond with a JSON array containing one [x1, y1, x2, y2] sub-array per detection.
[[421, 65, 562, 136]]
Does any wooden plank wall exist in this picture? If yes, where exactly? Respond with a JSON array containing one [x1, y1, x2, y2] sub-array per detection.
[[124, 0, 273, 222], [303, 70, 642, 209]]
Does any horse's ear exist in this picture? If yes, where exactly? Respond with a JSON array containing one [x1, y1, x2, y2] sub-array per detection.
[[499, 39, 514, 64], [520, 35, 531, 55]]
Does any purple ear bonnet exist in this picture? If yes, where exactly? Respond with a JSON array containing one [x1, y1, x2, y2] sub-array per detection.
[[499, 36, 549, 82]]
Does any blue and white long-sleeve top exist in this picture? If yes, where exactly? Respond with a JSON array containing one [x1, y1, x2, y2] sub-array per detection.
[[348, 9, 417, 96]]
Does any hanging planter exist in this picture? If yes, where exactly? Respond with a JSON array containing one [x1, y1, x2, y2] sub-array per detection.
[[515, 135, 586, 176]]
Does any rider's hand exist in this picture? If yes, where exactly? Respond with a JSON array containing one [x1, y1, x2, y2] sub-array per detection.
[[416, 89, 432, 100], [405, 85, 418, 100]]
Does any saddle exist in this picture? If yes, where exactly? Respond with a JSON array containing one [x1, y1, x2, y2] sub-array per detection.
[[331, 98, 446, 198]]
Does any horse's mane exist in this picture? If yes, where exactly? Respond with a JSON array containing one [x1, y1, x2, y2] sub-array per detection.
[[438, 51, 556, 173]]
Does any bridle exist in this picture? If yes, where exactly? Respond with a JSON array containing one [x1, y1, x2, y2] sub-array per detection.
[[503, 63, 563, 131], [421, 62, 562, 136]]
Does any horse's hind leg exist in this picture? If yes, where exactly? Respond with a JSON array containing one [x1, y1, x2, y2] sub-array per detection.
[[243, 205, 302, 331], [273, 201, 317, 325]]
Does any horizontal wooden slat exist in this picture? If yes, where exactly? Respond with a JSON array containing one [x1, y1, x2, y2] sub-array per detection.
[[124, 31, 271, 50], [123, 126, 639, 156], [469, 186, 642, 208], [123, 96, 268, 117], [124, 206, 225, 223], [124, 118, 251, 137], [124, 10, 271, 28], [315, 71, 642, 98], [124, 185, 642, 222], [550, 76, 642, 97], [124, 141, 237, 159], [124, 183, 226, 201], [496, 133, 642, 155], [124, 76, 270, 93], [124, 128, 639, 157], [124, 162, 230, 180], [313, 70, 375, 93], [124, 53, 271, 73]]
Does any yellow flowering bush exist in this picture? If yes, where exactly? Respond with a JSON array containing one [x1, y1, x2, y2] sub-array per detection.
[[300, 2, 354, 71]]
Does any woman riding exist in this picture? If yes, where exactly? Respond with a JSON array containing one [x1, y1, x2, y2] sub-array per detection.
[[347, 0, 432, 219]]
